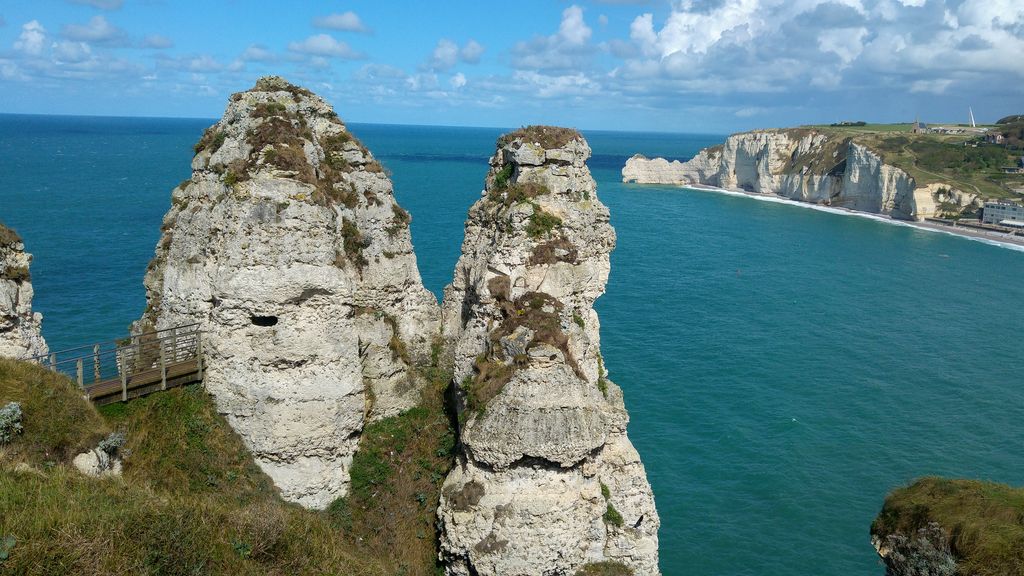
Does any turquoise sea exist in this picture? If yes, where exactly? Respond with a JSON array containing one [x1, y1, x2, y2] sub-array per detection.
[[2, 114, 1023, 575]]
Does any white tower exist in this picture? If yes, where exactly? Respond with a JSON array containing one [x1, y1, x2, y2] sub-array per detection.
[[969, 107, 976, 128]]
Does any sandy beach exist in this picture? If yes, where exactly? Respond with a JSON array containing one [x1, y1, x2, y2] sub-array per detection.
[[684, 183, 1024, 252]]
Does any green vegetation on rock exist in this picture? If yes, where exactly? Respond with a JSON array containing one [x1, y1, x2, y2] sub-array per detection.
[[526, 205, 563, 239], [0, 359, 108, 466], [0, 222, 23, 247], [329, 345, 456, 576], [499, 125, 581, 149], [0, 355, 456, 576], [872, 477, 1024, 576]]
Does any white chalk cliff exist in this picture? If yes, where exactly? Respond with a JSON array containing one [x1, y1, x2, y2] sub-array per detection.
[[438, 127, 660, 575], [139, 76, 439, 509], [622, 129, 980, 220], [0, 223, 48, 359]]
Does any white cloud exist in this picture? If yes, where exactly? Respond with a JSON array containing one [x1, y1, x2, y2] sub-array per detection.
[[141, 34, 173, 49], [313, 12, 370, 33], [450, 72, 467, 89], [428, 39, 458, 70], [512, 5, 595, 71], [68, 0, 123, 10], [14, 20, 46, 55], [598, 14, 609, 26], [425, 38, 485, 71], [817, 27, 868, 64], [51, 40, 92, 63], [187, 55, 221, 72], [513, 70, 600, 98], [288, 34, 364, 59], [461, 39, 485, 64], [241, 44, 275, 62], [559, 5, 592, 45], [735, 106, 767, 117], [910, 78, 953, 93], [61, 15, 127, 45]]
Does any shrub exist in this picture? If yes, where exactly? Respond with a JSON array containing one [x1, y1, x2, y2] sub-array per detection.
[[386, 203, 411, 237], [603, 503, 624, 527], [4, 265, 30, 283], [493, 163, 514, 189], [0, 401, 23, 444], [96, 431, 126, 456], [526, 206, 562, 239], [463, 357, 517, 414], [0, 222, 22, 246], [251, 101, 288, 118], [530, 237, 578, 266], [340, 218, 369, 271], [489, 181, 549, 207], [193, 128, 226, 156]]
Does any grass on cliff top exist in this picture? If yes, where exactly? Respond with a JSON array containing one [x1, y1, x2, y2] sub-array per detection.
[[0, 359, 108, 466], [0, 356, 455, 575], [500, 125, 581, 149], [872, 476, 1024, 576], [795, 126, 1023, 199]]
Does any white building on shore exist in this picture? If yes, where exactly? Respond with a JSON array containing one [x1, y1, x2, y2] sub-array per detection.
[[982, 201, 1024, 225]]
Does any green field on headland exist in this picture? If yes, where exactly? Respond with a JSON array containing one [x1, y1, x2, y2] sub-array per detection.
[[799, 120, 1024, 200]]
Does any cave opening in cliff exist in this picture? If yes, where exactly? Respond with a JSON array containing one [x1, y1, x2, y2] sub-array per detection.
[[251, 315, 279, 327]]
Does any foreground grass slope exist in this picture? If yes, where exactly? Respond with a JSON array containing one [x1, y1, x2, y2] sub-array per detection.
[[0, 357, 454, 575], [873, 477, 1024, 576]]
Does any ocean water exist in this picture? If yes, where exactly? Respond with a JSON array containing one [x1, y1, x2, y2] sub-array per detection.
[[2, 114, 1023, 575]]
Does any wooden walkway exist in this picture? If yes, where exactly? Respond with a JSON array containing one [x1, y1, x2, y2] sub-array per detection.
[[29, 324, 204, 405]]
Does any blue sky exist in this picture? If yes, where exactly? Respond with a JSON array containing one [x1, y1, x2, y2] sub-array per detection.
[[0, 0, 1022, 133]]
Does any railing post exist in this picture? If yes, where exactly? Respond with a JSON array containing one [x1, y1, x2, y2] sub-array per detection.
[[196, 333, 203, 382], [93, 344, 101, 382], [49, 353, 56, 371], [76, 358, 83, 387], [120, 349, 128, 402], [159, 338, 167, 391]]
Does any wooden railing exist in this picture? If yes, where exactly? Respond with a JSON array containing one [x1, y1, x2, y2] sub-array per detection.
[[28, 323, 204, 405]]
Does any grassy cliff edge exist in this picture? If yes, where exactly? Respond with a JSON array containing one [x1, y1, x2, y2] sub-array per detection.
[[872, 476, 1024, 576]]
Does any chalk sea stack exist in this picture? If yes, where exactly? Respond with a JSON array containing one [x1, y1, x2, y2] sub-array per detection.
[[0, 223, 48, 360], [138, 76, 439, 508], [438, 127, 660, 575]]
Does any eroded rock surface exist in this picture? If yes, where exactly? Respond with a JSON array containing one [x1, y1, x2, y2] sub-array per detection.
[[438, 126, 660, 575], [139, 76, 439, 509], [622, 130, 981, 220], [0, 223, 48, 359]]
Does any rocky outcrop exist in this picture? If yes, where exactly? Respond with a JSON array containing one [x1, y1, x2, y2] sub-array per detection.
[[438, 127, 660, 575], [138, 76, 439, 509], [0, 223, 48, 359], [622, 130, 981, 220]]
